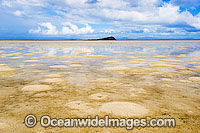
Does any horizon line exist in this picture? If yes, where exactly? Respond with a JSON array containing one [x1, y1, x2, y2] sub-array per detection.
[[1, 39, 200, 41], [1, 39, 200, 42]]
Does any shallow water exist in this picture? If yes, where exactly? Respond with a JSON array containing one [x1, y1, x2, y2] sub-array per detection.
[[0, 41, 200, 132]]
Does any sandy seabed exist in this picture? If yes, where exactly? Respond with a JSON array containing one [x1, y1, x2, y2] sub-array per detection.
[[0, 41, 200, 132]]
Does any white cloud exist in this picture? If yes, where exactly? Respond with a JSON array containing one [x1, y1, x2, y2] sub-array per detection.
[[39, 22, 58, 35], [187, 17, 200, 29], [65, 0, 88, 7], [99, 3, 182, 24], [137, 0, 161, 7], [94, 2, 200, 29], [13, 10, 24, 16], [4, 0, 199, 38], [101, 9, 148, 22], [29, 22, 58, 35], [4, 0, 200, 30], [61, 22, 94, 34], [143, 28, 150, 33], [104, 29, 115, 33], [29, 27, 41, 34], [29, 22, 94, 35], [1, 0, 13, 7], [98, 0, 129, 9], [16, 0, 44, 6], [156, 4, 180, 23], [1, 0, 45, 7]]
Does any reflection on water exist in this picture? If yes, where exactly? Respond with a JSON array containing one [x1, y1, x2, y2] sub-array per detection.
[[0, 41, 200, 132], [1, 41, 200, 71]]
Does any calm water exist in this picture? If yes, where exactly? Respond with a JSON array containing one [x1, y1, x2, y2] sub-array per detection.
[[0, 41, 200, 75], [0, 41, 200, 132]]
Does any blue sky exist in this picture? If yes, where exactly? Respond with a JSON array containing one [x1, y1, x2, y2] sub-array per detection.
[[0, 0, 200, 40]]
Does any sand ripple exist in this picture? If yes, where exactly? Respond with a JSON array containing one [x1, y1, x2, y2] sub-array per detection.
[[49, 65, 68, 69], [188, 77, 200, 82], [99, 102, 148, 117], [40, 78, 65, 84], [22, 85, 52, 92], [0, 66, 15, 72]]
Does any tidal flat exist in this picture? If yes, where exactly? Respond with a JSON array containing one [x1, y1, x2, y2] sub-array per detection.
[[0, 40, 200, 132]]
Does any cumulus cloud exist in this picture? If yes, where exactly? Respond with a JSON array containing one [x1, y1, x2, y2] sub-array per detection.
[[29, 27, 41, 34], [29, 22, 94, 35], [187, 16, 200, 29], [61, 22, 94, 34], [104, 29, 115, 33], [39, 22, 59, 35], [1, 0, 13, 7], [97, 0, 129, 9], [13, 10, 24, 16], [2, 0, 200, 38], [17, 0, 44, 6], [53, 0, 200, 30], [1, 0, 45, 8], [65, 0, 88, 7], [29, 22, 58, 35], [137, 0, 162, 7]]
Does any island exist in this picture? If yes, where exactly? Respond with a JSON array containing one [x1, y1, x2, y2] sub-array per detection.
[[88, 36, 116, 41], [97, 36, 116, 40]]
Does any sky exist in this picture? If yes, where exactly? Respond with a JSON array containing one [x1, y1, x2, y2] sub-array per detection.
[[0, 0, 200, 40]]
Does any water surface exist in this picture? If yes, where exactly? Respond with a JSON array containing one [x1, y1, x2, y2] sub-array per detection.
[[0, 41, 200, 132]]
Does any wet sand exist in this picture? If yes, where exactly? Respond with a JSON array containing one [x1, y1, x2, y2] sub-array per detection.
[[0, 41, 200, 132]]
